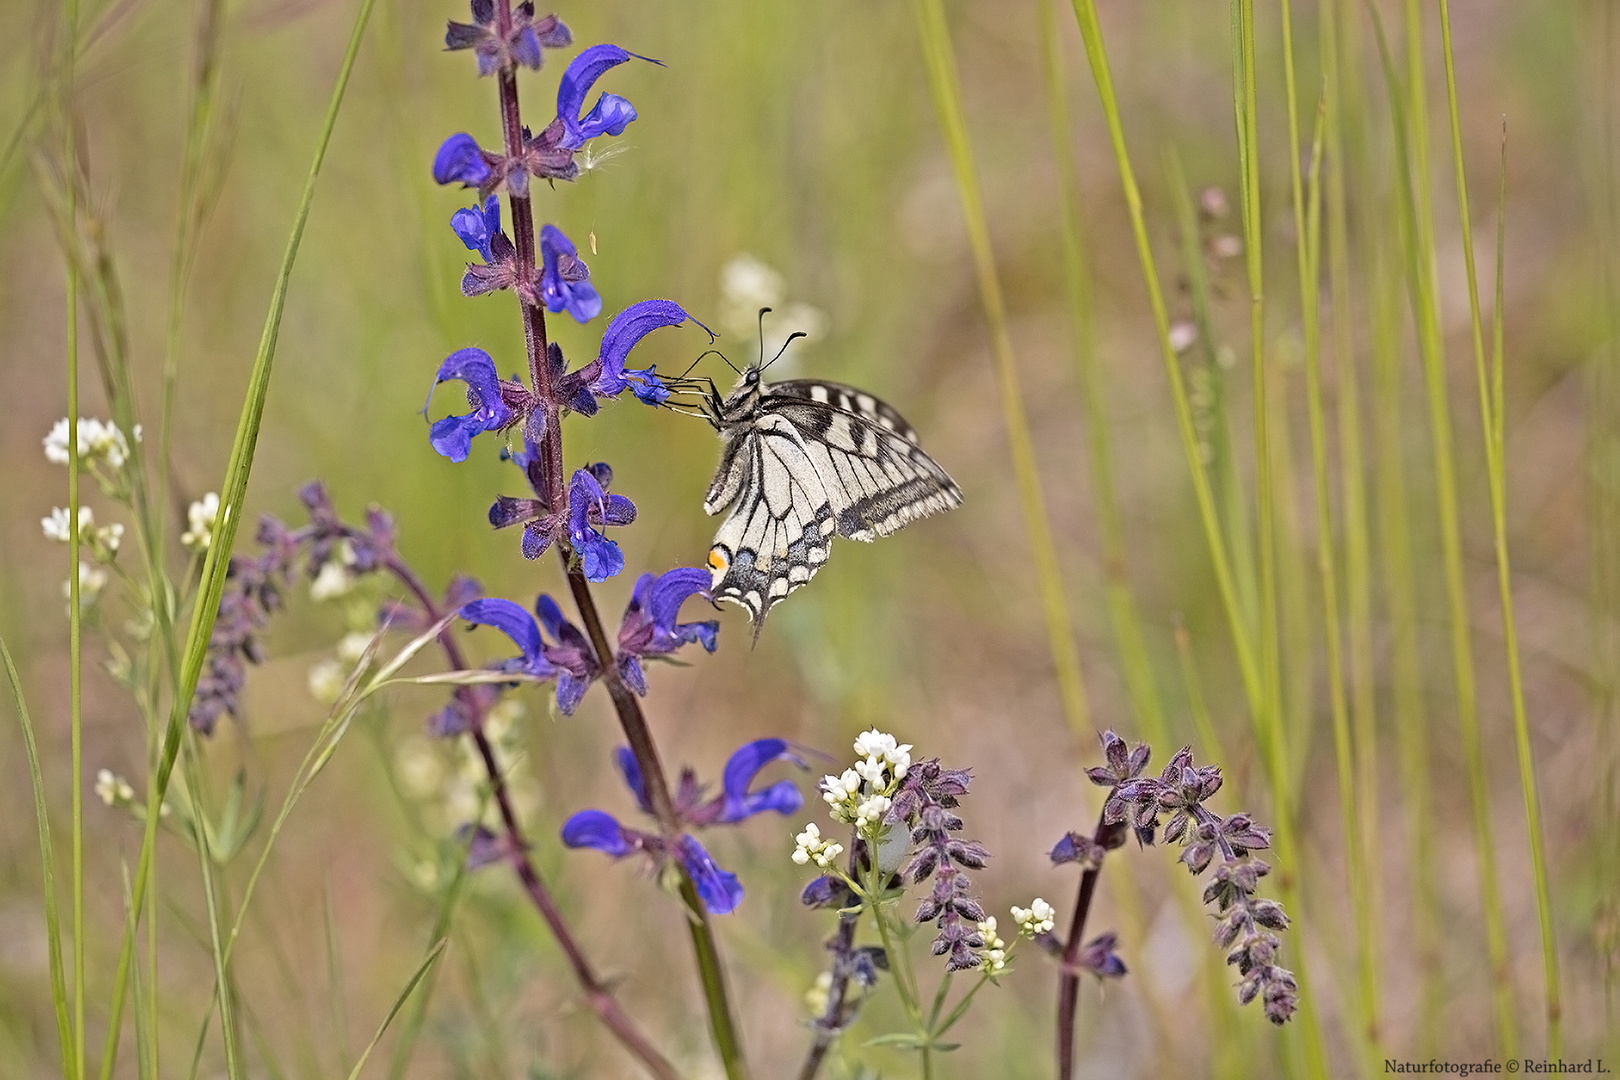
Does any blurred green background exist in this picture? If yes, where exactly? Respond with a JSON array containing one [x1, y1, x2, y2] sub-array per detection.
[[1, 0, 1615, 1076]]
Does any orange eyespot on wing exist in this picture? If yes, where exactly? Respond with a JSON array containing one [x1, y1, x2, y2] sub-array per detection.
[[707, 545, 731, 582]]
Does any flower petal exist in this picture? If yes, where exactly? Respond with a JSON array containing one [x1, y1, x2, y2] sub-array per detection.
[[578, 534, 624, 582], [678, 835, 743, 914], [539, 224, 603, 324], [458, 598, 545, 669], [717, 738, 804, 823], [433, 133, 492, 187], [591, 300, 703, 398], [452, 196, 500, 261], [647, 567, 712, 633], [614, 746, 654, 815], [425, 347, 511, 462], [555, 45, 645, 149], [560, 809, 633, 856]]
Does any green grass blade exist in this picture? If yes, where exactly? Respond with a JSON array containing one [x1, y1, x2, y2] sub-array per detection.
[[910, 0, 1092, 738], [1320, 0, 1385, 1052], [1436, 1, 1561, 1052], [1283, 0, 1381, 1057], [93, 0, 381, 1070], [1034, 0, 1166, 745], [1067, 0, 1264, 717], [343, 939, 447, 1080], [1374, 0, 1517, 1053], [2, 637, 75, 1071]]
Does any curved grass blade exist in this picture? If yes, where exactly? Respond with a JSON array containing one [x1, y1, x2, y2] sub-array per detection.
[[94, 0, 382, 1071]]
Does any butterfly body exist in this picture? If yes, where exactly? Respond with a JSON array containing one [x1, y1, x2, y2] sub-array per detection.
[[692, 367, 963, 635]]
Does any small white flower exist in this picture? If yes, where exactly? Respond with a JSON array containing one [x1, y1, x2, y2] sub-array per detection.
[[791, 821, 845, 869], [309, 560, 353, 601], [1169, 319, 1198, 355], [44, 418, 132, 470], [307, 659, 346, 705], [853, 755, 888, 787], [42, 506, 93, 543], [1011, 897, 1057, 938], [396, 736, 446, 798], [852, 728, 911, 782], [64, 562, 108, 611], [854, 793, 891, 832], [976, 916, 1009, 971], [337, 631, 375, 664], [804, 970, 833, 1016], [181, 493, 220, 553], [98, 522, 123, 553], [95, 768, 135, 807]]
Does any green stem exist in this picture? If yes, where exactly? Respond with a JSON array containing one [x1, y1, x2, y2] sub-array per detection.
[[1435, 1, 1561, 1052], [912, 0, 1092, 737], [1034, 0, 1166, 744]]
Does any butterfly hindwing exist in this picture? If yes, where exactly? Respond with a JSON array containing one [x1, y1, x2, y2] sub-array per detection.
[[703, 376, 962, 634]]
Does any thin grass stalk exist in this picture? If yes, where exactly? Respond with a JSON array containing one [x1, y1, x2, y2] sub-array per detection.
[[157, 0, 228, 546], [1384, 0, 1517, 1053], [1231, 4, 1329, 1075], [178, 739, 244, 1077], [94, 3, 379, 1070], [58, 0, 87, 1068], [1281, 0, 1381, 1056], [1367, 237, 1444, 1055], [1592, 0, 1620, 1039], [3, 639, 76, 1070], [1164, 150, 1261, 644], [1068, 0, 1264, 716], [1433, 2, 1561, 1051], [911, 0, 1092, 736], [1035, 0, 1166, 743], [1319, 0, 1384, 1052]]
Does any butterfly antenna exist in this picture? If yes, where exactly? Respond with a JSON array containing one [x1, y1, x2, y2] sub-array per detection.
[[756, 306, 773, 369], [760, 331, 808, 374]]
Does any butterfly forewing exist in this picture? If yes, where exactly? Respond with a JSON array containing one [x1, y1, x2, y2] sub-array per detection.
[[702, 376, 963, 635]]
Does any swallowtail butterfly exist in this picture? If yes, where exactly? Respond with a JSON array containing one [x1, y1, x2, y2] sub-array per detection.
[[668, 330, 963, 638]]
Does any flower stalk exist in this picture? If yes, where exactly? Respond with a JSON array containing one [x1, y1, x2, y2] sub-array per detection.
[[471, 9, 749, 1071]]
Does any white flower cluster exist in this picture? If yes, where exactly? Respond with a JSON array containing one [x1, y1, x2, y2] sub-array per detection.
[[42, 505, 123, 558], [717, 254, 828, 370], [394, 698, 539, 853], [95, 768, 135, 807], [44, 417, 133, 470], [976, 916, 1009, 974], [307, 630, 380, 706], [819, 728, 912, 836], [804, 970, 833, 1016], [1011, 897, 1056, 938], [791, 822, 845, 869], [64, 562, 109, 613], [310, 539, 358, 601], [181, 493, 220, 553]]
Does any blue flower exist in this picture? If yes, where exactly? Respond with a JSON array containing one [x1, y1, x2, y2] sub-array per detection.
[[560, 739, 805, 914], [616, 566, 719, 695], [452, 196, 502, 261], [458, 594, 599, 714], [433, 132, 494, 188], [560, 299, 713, 410], [568, 465, 635, 582], [445, 0, 571, 77], [553, 45, 652, 150], [424, 348, 515, 462], [452, 198, 523, 297], [539, 224, 601, 323]]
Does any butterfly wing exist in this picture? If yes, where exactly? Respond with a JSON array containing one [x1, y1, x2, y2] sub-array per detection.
[[705, 412, 839, 636], [763, 380, 963, 541], [702, 379, 962, 635]]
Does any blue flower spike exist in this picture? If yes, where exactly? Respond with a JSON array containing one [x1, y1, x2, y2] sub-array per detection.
[[559, 740, 805, 914]]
